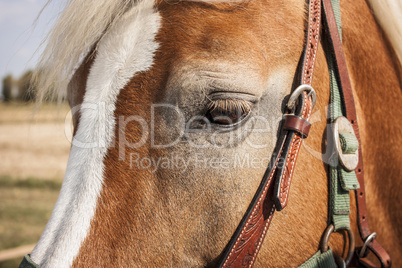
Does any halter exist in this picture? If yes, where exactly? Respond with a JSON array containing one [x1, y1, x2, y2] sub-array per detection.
[[218, 0, 392, 267]]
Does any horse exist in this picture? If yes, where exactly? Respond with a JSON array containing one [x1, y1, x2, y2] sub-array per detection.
[[22, 0, 401, 267]]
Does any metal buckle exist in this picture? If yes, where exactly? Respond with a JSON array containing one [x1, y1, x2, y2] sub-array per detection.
[[359, 232, 377, 258], [333, 116, 359, 171], [320, 224, 355, 267], [287, 84, 317, 111]]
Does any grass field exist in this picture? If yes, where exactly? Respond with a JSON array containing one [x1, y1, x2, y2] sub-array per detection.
[[0, 102, 71, 267]]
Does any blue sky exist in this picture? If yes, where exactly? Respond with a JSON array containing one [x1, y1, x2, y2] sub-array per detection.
[[0, 0, 59, 81]]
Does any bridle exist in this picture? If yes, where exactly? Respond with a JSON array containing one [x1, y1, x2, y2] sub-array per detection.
[[218, 0, 392, 267]]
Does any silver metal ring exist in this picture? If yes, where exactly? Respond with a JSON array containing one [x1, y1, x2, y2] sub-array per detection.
[[359, 232, 377, 258], [287, 84, 317, 111]]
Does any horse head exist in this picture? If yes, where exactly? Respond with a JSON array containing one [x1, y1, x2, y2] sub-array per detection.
[[27, 0, 402, 267]]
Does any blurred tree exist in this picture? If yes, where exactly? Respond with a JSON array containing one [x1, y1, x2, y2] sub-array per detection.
[[2, 75, 14, 102], [18, 70, 36, 101], [2, 70, 60, 102]]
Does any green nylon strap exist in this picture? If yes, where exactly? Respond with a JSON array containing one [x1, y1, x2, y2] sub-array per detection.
[[19, 255, 40, 268], [327, 0, 360, 231], [339, 132, 359, 154], [299, 249, 338, 268], [339, 168, 360, 191]]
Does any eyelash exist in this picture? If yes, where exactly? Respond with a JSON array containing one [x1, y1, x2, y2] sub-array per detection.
[[207, 99, 251, 114], [206, 99, 251, 126]]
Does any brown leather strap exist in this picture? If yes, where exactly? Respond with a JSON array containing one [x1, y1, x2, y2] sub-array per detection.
[[283, 115, 312, 138], [321, 0, 392, 267], [217, 1, 321, 267], [273, 0, 321, 212]]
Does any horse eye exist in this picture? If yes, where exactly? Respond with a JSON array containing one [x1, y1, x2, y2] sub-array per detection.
[[206, 99, 251, 126]]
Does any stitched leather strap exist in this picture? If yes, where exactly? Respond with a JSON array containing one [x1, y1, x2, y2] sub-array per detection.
[[273, 0, 321, 212], [321, 0, 391, 267], [217, 1, 321, 267]]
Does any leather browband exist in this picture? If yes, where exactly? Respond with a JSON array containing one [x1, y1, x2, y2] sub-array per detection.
[[218, 0, 392, 267]]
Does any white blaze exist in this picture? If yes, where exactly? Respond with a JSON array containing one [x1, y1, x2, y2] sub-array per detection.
[[30, 1, 161, 267]]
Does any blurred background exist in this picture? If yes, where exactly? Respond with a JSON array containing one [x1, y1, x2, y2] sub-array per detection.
[[0, 1, 72, 267]]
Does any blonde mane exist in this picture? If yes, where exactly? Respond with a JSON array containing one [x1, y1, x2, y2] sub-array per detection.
[[34, 0, 138, 102], [34, 0, 402, 101], [366, 0, 402, 65]]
